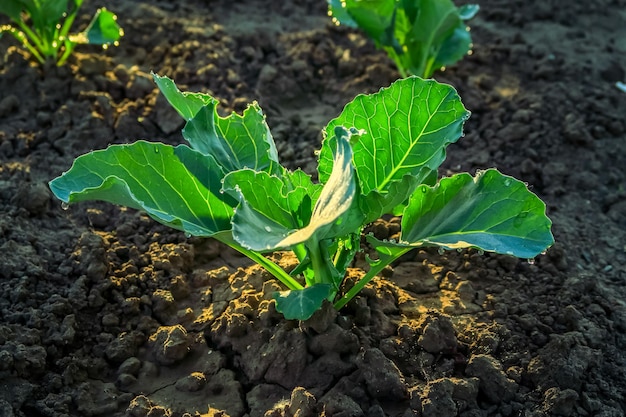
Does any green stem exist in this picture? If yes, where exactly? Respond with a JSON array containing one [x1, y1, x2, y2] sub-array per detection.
[[333, 247, 412, 311], [308, 240, 331, 286], [292, 243, 308, 263], [3, 24, 45, 63], [16, 21, 49, 58], [58, 10, 78, 41], [386, 47, 408, 78], [422, 55, 437, 79], [332, 234, 359, 272], [57, 40, 75, 66], [214, 234, 303, 291]]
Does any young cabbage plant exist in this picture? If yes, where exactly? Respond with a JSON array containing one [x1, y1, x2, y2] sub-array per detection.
[[49, 74, 553, 321], [328, 0, 479, 78], [0, 0, 123, 66]]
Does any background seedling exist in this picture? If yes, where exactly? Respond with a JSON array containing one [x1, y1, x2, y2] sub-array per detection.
[[328, 0, 479, 78], [0, 0, 123, 66]]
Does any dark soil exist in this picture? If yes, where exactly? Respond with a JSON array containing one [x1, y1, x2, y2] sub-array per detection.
[[1, 0, 626, 416]]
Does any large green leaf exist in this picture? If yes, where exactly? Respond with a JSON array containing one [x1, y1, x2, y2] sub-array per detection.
[[370, 169, 554, 259], [321, 76, 468, 222], [278, 129, 357, 247], [154, 75, 281, 175], [224, 128, 356, 252], [153, 73, 217, 121], [274, 284, 334, 321], [183, 102, 281, 175], [49, 141, 234, 237]]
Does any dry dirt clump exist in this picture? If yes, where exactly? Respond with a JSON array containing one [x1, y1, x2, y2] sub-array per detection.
[[1, 0, 625, 416]]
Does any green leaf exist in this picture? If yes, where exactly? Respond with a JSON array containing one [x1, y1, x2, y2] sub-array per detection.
[[278, 128, 358, 247], [83, 8, 123, 45], [0, 0, 23, 21], [274, 284, 334, 320], [35, 0, 69, 35], [154, 75, 281, 175], [183, 102, 281, 175], [225, 128, 357, 252], [327, 0, 358, 27], [48, 141, 234, 237], [223, 169, 318, 251], [459, 4, 480, 20], [153, 73, 217, 121], [371, 169, 554, 259], [433, 23, 473, 69], [322, 77, 469, 222], [349, 0, 397, 47]]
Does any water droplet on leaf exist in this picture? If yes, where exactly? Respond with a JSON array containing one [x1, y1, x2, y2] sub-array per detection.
[[61, 202, 69, 211], [438, 247, 445, 255]]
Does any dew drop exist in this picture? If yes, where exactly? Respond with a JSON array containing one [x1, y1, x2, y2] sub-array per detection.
[[477, 249, 484, 256], [456, 248, 463, 253], [61, 202, 69, 211], [504, 179, 512, 187], [264, 226, 272, 232], [438, 247, 445, 255], [184, 232, 192, 238], [527, 258, 535, 265], [102, 44, 109, 50]]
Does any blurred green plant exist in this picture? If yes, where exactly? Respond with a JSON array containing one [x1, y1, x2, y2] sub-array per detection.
[[328, 0, 478, 78], [0, 0, 123, 66]]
